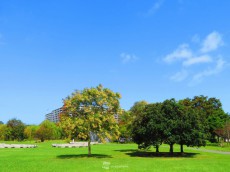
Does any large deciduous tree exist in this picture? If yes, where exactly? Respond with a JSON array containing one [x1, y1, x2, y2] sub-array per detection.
[[60, 84, 121, 156], [132, 98, 208, 154], [24, 125, 39, 140], [191, 96, 228, 142], [132, 103, 164, 152], [36, 120, 61, 142], [6, 118, 25, 141], [178, 98, 207, 153]]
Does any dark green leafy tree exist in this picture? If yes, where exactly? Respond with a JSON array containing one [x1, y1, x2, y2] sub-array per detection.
[[191, 96, 228, 142], [161, 99, 180, 154], [132, 103, 164, 152], [178, 98, 207, 153], [6, 118, 25, 141], [130, 101, 148, 119]]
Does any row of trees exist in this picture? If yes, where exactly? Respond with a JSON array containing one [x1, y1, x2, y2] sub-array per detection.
[[0, 119, 62, 142], [119, 96, 229, 153], [1, 85, 229, 156]]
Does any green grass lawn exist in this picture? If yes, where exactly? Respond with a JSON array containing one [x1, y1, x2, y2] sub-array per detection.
[[0, 141, 230, 172]]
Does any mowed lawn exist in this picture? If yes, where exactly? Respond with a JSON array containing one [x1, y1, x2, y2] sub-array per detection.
[[0, 141, 230, 172]]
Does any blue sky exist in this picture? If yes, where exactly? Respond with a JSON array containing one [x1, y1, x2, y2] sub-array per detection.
[[0, 0, 229, 124]]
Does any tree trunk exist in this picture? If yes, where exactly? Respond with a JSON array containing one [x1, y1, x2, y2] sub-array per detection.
[[88, 140, 91, 156], [180, 144, 184, 153], [156, 145, 159, 153], [169, 144, 174, 154]]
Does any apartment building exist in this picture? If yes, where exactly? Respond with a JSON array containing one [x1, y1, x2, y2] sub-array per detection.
[[45, 107, 62, 123]]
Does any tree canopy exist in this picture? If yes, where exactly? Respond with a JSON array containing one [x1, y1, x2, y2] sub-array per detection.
[[132, 97, 211, 153], [60, 84, 121, 156], [6, 118, 25, 141]]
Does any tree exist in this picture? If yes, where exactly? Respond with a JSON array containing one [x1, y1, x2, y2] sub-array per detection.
[[61, 84, 121, 156], [161, 99, 181, 154], [130, 101, 148, 119], [177, 98, 207, 153], [0, 121, 3, 124], [214, 116, 230, 144], [36, 120, 61, 142], [24, 125, 39, 140], [191, 96, 228, 142], [132, 98, 208, 154], [223, 121, 230, 144], [132, 103, 164, 152], [0, 124, 8, 140], [118, 110, 132, 140], [58, 115, 77, 140], [6, 118, 25, 141]]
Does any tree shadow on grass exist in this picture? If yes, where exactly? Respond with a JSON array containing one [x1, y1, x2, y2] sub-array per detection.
[[115, 149, 199, 158], [57, 154, 112, 159]]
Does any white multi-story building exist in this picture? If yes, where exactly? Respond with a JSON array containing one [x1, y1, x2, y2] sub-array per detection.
[[45, 107, 119, 123], [45, 108, 62, 123]]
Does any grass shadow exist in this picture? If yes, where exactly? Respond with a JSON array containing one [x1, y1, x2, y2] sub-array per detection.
[[115, 149, 199, 158], [114, 149, 137, 152], [57, 154, 113, 159]]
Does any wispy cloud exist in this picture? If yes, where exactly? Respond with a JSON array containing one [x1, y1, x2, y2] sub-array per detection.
[[190, 58, 226, 85], [164, 44, 192, 63], [200, 31, 223, 53], [170, 70, 188, 82], [145, 0, 164, 16], [120, 53, 138, 64], [163, 31, 227, 84], [182, 55, 212, 67], [163, 44, 212, 67]]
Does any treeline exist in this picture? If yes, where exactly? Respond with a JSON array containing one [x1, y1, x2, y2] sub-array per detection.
[[1, 91, 229, 155], [118, 95, 230, 153], [0, 119, 63, 142]]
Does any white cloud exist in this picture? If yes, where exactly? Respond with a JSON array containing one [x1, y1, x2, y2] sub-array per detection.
[[120, 53, 138, 64], [200, 31, 223, 53], [164, 44, 192, 63], [163, 31, 227, 85], [146, 0, 164, 16], [191, 58, 226, 84], [170, 70, 188, 82], [182, 55, 212, 66]]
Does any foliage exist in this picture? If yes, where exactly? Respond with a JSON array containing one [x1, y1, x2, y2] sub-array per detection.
[[6, 118, 25, 141], [60, 84, 121, 156], [118, 110, 133, 140], [24, 125, 39, 140], [0, 124, 9, 140], [36, 120, 61, 142], [132, 103, 164, 152], [129, 100, 148, 119], [132, 98, 208, 153], [191, 95, 228, 142]]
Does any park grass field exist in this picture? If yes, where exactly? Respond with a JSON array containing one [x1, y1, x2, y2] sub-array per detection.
[[0, 141, 230, 172]]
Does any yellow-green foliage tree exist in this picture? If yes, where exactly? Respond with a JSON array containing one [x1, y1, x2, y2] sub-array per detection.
[[24, 125, 39, 140], [60, 84, 121, 156], [0, 124, 8, 140]]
